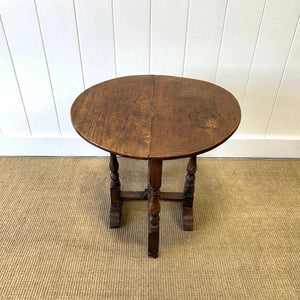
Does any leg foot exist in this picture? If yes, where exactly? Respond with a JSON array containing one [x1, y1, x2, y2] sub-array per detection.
[[110, 202, 122, 228], [183, 207, 193, 231], [182, 156, 197, 231], [109, 154, 122, 228], [148, 215, 159, 258]]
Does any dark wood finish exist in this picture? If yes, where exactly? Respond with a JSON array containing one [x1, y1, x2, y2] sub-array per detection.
[[70, 75, 241, 258], [109, 154, 122, 228], [71, 75, 241, 160], [120, 191, 182, 201], [159, 192, 183, 201], [71, 76, 153, 159], [120, 191, 147, 201], [147, 159, 162, 258], [182, 156, 197, 231]]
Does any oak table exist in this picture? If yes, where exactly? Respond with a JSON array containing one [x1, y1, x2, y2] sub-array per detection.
[[71, 75, 241, 258]]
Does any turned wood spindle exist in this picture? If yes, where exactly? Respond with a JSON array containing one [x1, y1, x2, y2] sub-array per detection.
[[109, 153, 122, 228], [148, 159, 162, 258], [182, 156, 197, 231]]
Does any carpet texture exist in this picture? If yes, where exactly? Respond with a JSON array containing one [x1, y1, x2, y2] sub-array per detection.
[[0, 157, 299, 299]]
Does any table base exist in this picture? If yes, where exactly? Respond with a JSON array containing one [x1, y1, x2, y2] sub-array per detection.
[[109, 154, 196, 258]]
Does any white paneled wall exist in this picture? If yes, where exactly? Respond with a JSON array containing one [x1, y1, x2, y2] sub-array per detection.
[[0, 0, 299, 157], [184, 0, 228, 82], [113, 0, 150, 76], [151, 0, 188, 75], [74, 0, 115, 87]]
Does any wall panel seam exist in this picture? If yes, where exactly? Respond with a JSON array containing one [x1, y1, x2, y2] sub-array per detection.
[[149, 0, 152, 74], [241, 0, 267, 108], [294, 16, 300, 138], [0, 14, 32, 135], [34, 0, 62, 136], [73, 0, 86, 89], [265, 15, 300, 138], [111, 0, 117, 77], [214, 0, 229, 83], [182, 0, 190, 77]]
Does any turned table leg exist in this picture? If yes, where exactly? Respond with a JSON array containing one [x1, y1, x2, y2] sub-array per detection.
[[109, 153, 122, 228], [182, 156, 197, 231], [148, 159, 162, 258]]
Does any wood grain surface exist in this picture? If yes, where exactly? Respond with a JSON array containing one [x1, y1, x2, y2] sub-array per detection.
[[71, 75, 241, 159]]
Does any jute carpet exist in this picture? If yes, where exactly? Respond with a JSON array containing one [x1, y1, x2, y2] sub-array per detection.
[[0, 157, 299, 299]]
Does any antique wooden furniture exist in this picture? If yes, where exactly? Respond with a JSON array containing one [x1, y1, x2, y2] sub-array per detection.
[[71, 75, 241, 258]]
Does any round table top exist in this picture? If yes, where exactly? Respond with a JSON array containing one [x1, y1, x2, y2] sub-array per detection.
[[71, 75, 241, 160]]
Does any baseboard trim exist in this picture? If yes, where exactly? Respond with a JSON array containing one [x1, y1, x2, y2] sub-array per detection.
[[0, 137, 299, 158]]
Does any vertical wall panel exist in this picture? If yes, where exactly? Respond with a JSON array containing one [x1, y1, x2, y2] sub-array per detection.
[[295, 122, 300, 138], [0, 0, 60, 136], [184, 0, 227, 82], [0, 0, 300, 156], [113, 0, 150, 76], [0, 16, 30, 136], [215, 0, 265, 105], [74, 0, 115, 88], [239, 0, 300, 136], [151, 0, 188, 75], [35, 0, 84, 135], [266, 18, 300, 138]]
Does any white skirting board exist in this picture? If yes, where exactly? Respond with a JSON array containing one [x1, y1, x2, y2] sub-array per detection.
[[0, 137, 299, 158]]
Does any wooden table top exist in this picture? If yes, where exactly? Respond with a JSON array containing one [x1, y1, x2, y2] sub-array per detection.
[[71, 75, 241, 160]]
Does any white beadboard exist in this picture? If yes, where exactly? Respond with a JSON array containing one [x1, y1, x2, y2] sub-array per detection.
[[215, 0, 266, 105], [74, 0, 115, 88], [0, 137, 299, 158], [0, 137, 103, 156], [0, 15, 30, 136], [184, 0, 227, 82], [296, 123, 300, 139], [239, 0, 300, 137], [265, 17, 300, 138], [0, 0, 60, 136], [35, 0, 84, 135], [0, 0, 300, 157], [113, 0, 150, 76], [151, 0, 189, 75]]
